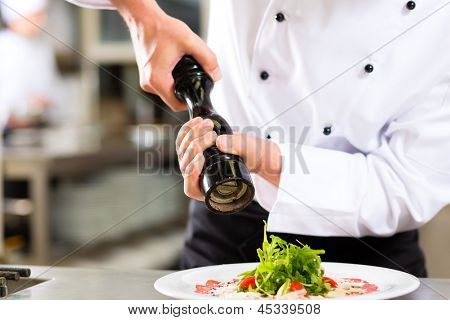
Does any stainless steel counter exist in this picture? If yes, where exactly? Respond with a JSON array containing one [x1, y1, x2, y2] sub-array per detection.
[[2, 266, 449, 300]]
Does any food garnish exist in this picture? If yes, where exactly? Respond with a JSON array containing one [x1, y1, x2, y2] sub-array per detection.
[[238, 224, 330, 297]]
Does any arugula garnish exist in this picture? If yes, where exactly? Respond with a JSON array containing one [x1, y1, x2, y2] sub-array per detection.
[[239, 223, 331, 296]]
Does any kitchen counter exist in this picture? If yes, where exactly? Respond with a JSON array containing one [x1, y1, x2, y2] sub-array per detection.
[[2, 266, 449, 300]]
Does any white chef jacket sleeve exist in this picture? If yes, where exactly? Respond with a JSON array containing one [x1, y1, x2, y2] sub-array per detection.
[[259, 76, 450, 237], [65, 0, 113, 9]]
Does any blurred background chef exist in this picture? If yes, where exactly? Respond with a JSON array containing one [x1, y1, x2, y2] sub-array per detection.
[[0, 0, 60, 133]]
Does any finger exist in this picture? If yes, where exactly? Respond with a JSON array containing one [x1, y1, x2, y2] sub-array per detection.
[[178, 119, 214, 160], [149, 53, 188, 111], [176, 117, 202, 152], [180, 130, 217, 173], [187, 35, 222, 82], [157, 80, 187, 111], [217, 134, 270, 173], [183, 153, 205, 201], [216, 134, 249, 156]]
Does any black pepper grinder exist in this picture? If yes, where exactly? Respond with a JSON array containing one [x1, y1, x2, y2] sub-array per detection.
[[172, 55, 255, 214]]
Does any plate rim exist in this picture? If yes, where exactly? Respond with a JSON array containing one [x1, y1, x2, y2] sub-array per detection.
[[154, 262, 420, 300]]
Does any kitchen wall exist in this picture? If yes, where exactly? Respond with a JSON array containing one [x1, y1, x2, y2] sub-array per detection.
[[420, 206, 450, 278]]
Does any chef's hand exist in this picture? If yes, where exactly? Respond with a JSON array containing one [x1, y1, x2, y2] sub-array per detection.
[[112, 0, 221, 111], [176, 117, 282, 201]]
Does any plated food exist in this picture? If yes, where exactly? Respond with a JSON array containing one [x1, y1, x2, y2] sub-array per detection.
[[194, 227, 378, 299], [154, 228, 420, 300]]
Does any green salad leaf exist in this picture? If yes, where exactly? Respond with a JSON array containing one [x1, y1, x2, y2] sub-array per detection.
[[239, 223, 331, 296]]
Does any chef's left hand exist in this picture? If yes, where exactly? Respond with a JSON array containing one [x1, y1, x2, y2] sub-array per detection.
[[176, 118, 281, 201]]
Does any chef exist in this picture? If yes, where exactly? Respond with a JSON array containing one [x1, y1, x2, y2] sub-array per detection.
[[0, 0, 59, 130], [67, 0, 450, 277]]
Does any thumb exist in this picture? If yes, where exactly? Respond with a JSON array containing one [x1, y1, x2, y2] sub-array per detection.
[[216, 134, 246, 156]]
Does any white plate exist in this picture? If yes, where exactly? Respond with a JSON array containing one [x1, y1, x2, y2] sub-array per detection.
[[154, 262, 420, 300]]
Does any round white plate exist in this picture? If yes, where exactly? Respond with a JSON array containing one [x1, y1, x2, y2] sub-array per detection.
[[154, 262, 420, 300]]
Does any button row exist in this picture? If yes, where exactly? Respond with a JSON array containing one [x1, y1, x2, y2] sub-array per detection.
[[260, 71, 270, 80], [261, 63, 374, 82], [266, 128, 333, 139], [364, 64, 374, 73], [275, 12, 285, 22], [323, 126, 332, 136], [406, 1, 416, 10], [262, 3, 416, 136]]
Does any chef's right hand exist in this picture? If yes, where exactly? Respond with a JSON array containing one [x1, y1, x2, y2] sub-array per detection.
[[176, 117, 217, 201], [112, 0, 221, 111]]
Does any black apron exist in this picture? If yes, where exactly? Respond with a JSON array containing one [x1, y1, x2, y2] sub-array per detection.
[[181, 200, 427, 277]]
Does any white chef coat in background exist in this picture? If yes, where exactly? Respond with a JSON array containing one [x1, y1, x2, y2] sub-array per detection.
[[0, 32, 58, 126], [67, 0, 450, 238], [0, 0, 47, 24], [0, 0, 59, 128]]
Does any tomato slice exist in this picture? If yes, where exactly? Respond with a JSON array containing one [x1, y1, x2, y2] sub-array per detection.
[[240, 276, 257, 289], [323, 277, 338, 288], [290, 281, 304, 291]]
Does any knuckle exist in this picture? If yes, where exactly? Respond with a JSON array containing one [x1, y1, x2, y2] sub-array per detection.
[[184, 120, 196, 131], [172, 18, 188, 30], [185, 121, 198, 133], [209, 130, 218, 140], [175, 134, 182, 149], [176, 126, 188, 144], [190, 141, 202, 154], [184, 32, 197, 47], [203, 119, 214, 129]]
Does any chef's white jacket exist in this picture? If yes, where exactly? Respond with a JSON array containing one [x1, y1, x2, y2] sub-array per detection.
[[67, 0, 450, 238], [0, 0, 59, 128]]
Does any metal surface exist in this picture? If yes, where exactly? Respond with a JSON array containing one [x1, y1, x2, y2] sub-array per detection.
[[1, 265, 449, 300], [6, 278, 48, 296]]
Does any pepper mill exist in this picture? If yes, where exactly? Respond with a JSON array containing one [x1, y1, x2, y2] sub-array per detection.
[[173, 55, 255, 214]]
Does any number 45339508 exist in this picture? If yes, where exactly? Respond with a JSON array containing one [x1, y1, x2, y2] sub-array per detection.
[[257, 303, 320, 315]]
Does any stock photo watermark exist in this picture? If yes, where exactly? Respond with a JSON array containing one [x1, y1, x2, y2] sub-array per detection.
[[136, 124, 311, 176]]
